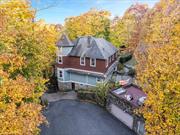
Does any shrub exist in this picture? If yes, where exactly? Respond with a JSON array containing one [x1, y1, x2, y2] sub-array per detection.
[[77, 90, 95, 101], [92, 83, 111, 107], [119, 52, 132, 63]]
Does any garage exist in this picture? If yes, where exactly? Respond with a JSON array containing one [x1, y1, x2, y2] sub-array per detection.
[[106, 84, 147, 135], [110, 103, 133, 129]]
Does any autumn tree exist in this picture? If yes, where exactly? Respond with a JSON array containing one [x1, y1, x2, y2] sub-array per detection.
[[64, 9, 111, 40], [135, 0, 180, 134], [0, 0, 58, 134], [110, 3, 148, 49]]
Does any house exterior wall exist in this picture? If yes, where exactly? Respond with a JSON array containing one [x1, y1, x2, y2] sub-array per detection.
[[56, 55, 117, 73], [57, 67, 104, 89], [57, 56, 107, 73], [70, 72, 87, 84]]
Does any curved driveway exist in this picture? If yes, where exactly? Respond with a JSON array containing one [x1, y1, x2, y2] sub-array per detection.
[[40, 100, 136, 135]]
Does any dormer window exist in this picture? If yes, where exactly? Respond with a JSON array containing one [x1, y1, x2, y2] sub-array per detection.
[[58, 55, 63, 64], [80, 57, 86, 66], [90, 58, 96, 67]]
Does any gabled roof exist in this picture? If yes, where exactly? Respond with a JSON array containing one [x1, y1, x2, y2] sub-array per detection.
[[56, 34, 74, 47], [68, 36, 117, 59]]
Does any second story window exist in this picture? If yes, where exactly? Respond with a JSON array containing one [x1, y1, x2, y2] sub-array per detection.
[[80, 57, 85, 66], [90, 58, 96, 67], [58, 55, 63, 64], [106, 59, 108, 67], [109, 57, 111, 63], [112, 54, 114, 61], [115, 52, 118, 58]]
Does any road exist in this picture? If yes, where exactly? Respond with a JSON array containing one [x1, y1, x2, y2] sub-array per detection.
[[40, 100, 136, 135]]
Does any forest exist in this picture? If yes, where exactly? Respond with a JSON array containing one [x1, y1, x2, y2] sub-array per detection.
[[0, 0, 179, 134]]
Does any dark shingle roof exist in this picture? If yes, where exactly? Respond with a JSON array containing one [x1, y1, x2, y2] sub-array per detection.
[[56, 34, 74, 47], [69, 36, 117, 59]]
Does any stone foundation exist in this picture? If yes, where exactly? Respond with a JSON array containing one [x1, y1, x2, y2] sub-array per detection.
[[58, 81, 95, 91], [58, 82, 72, 91], [74, 83, 94, 90]]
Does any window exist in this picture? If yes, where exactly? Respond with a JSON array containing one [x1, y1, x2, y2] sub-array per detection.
[[112, 54, 114, 61], [90, 58, 96, 67], [109, 57, 111, 63], [59, 70, 63, 78], [80, 57, 85, 66], [96, 77, 103, 83], [115, 52, 118, 58], [106, 59, 108, 67], [60, 47, 62, 52], [58, 55, 63, 64]]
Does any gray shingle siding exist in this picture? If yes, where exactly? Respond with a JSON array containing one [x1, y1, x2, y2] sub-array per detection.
[[57, 34, 74, 47]]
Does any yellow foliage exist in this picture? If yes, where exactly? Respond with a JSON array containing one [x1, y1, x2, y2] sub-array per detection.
[[135, 0, 180, 134], [0, 0, 58, 134], [65, 9, 110, 40]]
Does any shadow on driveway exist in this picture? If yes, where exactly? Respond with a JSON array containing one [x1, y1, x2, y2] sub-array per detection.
[[40, 100, 136, 135]]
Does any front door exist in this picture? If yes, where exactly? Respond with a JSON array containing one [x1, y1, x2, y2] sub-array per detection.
[[72, 83, 75, 90]]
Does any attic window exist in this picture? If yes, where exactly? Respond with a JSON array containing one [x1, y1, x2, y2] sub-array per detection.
[[58, 55, 63, 64], [80, 57, 86, 66], [90, 58, 96, 67]]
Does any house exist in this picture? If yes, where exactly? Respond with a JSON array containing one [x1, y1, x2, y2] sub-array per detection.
[[106, 84, 146, 135], [56, 34, 118, 90]]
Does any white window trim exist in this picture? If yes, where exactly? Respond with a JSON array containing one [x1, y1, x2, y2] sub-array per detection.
[[115, 52, 118, 58], [90, 58, 96, 67], [58, 55, 63, 64], [112, 55, 114, 61], [59, 70, 63, 78], [109, 57, 111, 63], [106, 59, 108, 67], [80, 57, 86, 66]]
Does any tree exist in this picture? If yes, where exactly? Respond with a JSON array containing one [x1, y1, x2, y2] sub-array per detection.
[[0, 0, 58, 134], [64, 9, 111, 40], [135, 0, 180, 134], [136, 44, 180, 135], [110, 3, 148, 49]]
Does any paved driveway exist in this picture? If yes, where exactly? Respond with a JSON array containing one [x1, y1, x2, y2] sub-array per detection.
[[40, 100, 136, 135]]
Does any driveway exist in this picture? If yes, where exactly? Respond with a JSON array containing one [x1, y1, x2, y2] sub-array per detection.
[[40, 100, 136, 135]]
